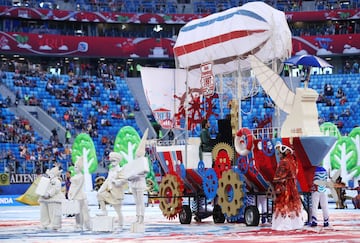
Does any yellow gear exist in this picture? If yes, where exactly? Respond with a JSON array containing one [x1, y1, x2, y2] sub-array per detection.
[[217, 169, 244, 217], [212, 142, 234, 162], [158, 174, 183, 219]]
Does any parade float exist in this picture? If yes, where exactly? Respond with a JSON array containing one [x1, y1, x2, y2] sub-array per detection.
[[140, 2, 342, 226]]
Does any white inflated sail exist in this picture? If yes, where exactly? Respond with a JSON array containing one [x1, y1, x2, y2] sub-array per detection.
[[173, 2, 292, 74]]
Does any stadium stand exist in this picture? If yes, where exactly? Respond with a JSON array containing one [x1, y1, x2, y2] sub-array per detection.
[[0, 0, 359, 175], [1, 69, 359, 174]]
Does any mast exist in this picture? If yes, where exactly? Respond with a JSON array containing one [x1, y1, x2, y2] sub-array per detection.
[[237, 59, 242, 129]]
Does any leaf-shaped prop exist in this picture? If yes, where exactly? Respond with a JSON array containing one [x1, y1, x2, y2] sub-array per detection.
[[320, 122, 341, 138], [348, 127, 360, 177], [349, 127, 360, 153], [72, 133, 98, 173], [330, 136, 358, 174], [114, 126, 141, 167], [351, 166, 360, 178], [349, 126, 360, 136]]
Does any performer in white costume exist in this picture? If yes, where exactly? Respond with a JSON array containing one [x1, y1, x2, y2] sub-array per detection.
[[119, 128, 149, 232], [311, 166, 329, 227], [38, 165, 65, 230], [129, 173, 147, 224], [68, 156, 91, 231], [96, 152, 126, 229]]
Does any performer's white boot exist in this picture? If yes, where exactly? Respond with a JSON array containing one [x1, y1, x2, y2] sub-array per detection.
[[96, 201, 108, 216], [75, 214, 83, 231], [137, 215, 144, 224]]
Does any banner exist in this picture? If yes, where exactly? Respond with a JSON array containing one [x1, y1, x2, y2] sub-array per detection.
[[0, 195, 25, 206], [0, 6, 358, 24]]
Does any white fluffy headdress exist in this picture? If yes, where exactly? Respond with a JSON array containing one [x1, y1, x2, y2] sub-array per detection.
[[109, 152, 122, 162], [46, 165, 62, 178]]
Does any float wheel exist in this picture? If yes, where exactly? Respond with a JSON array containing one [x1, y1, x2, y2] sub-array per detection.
[[179, 205, 192, 224], [244, 205, 260, 226], [213, 204, 225, 223]]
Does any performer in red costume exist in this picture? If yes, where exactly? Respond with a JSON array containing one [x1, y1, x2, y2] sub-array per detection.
[[271, 141, 303, 231]]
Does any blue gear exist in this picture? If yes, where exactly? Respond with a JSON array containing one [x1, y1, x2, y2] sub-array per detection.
[[237, 156, 249, 173], [202, 168, 218, 200], [198, 160, 205, 177], [262, 138, 275, 156]]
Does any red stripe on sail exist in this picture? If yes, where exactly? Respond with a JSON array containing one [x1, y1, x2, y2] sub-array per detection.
[[174, 29, 267, 56]]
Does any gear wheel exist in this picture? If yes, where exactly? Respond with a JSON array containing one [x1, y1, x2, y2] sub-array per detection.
[[261, 138, 275, 157], [217, 169, 245, 218], [212, 142, 234, 161], [237, 155, 249, 174], [197, 160, 205, 177], [213, 143, 233, 179], [158, 173, 183, 220], [202, 168, 218, 200]]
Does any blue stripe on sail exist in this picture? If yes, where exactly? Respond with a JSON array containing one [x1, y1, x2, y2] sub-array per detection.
[[181, 9, 267, 32]]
